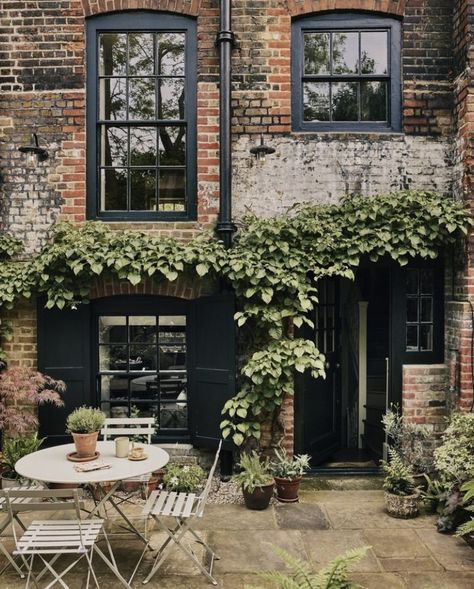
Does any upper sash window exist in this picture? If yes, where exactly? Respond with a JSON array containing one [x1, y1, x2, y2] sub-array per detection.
[[87, 12, 197, 220], [292, 13, 401, 132]]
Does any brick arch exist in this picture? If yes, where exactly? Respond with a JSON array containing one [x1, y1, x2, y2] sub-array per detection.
[[89, 274, 215, 300], [287, 0, 405, 18], [81, 0, 202, 18]]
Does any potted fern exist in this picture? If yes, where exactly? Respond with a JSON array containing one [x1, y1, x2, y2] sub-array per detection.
[[1, 433, 44, 488], [233, 451, 274, 510], [66, 406, 105, 459], [382, 448, 420, 518], [270, 446, 310, 503]]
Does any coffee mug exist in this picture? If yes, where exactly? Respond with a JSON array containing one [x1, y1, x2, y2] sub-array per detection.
[[115, 436, 129, 458]]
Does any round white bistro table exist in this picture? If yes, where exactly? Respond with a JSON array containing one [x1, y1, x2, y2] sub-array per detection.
[[15, 441, 169, 552], [15, 441, 169, 486]]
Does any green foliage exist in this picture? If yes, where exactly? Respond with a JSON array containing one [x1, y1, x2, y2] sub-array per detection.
[[232, 451, 274, 493], [245, 545, 369, 589], [270, 446, 311, 480], [1, 433, 44, 479], [163, 463, 205, 493], [382, 448, 417, 496], [0, 191, 472, 445], [66, 406, 106, 434], [433, 411, 474, 484], [0, 233, 23, 262], [456, 479, 474, 537]]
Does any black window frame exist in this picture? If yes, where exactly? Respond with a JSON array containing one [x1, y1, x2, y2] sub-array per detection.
[[86, 11, 197, 221], [292, 12, 401, 133]]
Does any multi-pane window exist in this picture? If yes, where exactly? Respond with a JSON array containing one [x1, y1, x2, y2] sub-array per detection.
[[87, 13, 196, 220], [292, 14, 401, 132], [314, 279, 336, 354], [405, 269, 434, 352], [98, 315, 188, 434]]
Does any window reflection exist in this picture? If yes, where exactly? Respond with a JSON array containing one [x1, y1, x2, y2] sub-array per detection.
[[405, 269, 434, 352]]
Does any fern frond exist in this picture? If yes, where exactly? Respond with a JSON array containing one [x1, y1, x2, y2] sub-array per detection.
[[315, 546, 369, 589]]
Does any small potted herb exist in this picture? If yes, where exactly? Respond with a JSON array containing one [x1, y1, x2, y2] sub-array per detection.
[[270, 446, 310, 503], [1, 434, 44, 488], [233, 451, 274, 510], [66, 406, 105, 459], [382, 448, 420, 518]]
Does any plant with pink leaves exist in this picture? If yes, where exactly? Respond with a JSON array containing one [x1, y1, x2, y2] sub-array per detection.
[[0, 366, 66, 436]]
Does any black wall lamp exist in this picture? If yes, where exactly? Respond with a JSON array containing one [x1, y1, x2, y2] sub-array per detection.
[[18, 133, 48, 167], [250, 134, 275, 163]]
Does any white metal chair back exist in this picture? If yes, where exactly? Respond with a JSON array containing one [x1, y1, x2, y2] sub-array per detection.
[[101, 417, 155, 443], [196, 439, 222, 517]]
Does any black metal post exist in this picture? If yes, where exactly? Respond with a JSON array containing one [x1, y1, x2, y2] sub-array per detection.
[[215, 0, 237, 248]]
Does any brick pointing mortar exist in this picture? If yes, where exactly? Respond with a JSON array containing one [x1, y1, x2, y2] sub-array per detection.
[[233, 134, 454, 217]]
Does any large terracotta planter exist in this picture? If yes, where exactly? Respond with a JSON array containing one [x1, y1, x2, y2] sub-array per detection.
[[384, 491, 419, 519], [242, 481, 274, 510], [72, 431, 99, 458], [274, 476, 302, 503]]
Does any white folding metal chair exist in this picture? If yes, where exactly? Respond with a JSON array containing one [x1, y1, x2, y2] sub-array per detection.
[[138, 440, 222, 585], [101, 417, 155, 444], [0, 487, 132, 589]]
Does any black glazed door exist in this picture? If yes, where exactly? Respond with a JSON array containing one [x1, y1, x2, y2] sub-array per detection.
[[298, 279, 341, 464]]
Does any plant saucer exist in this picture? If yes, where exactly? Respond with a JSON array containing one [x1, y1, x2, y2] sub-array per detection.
[[128, 453, 148, 461]]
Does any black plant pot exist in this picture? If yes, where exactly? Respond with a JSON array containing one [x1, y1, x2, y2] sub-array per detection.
[[242, 482, 274, 510]]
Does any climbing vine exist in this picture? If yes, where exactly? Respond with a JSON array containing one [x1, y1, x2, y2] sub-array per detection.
[[0, 191, 472, 446]]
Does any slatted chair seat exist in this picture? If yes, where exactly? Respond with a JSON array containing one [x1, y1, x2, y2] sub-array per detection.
[[15, 519, 104, 554], [137, 440, 222, 586]]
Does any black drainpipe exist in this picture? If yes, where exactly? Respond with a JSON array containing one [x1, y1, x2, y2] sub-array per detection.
[[215, 0, 237, 248]]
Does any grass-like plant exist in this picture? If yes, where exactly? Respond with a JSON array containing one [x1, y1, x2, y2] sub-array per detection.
[[382, 448, 417, 496], [245, 545, 369, 589], [232, 451, 274, 493], [270, 446, 310, 480], [66, 406, 105, 434], [163, 463, 205, 493]]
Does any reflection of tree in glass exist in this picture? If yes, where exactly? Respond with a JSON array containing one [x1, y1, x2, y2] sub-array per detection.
[[304, 33, 329, 74]]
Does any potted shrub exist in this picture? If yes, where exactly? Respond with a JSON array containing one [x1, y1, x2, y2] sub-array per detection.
[[233, 451, 274, 510], [66, 406, 105, 459], [382, 448, 420, 518], [270, 446, 310, 503], [1, 433, 44, 488]]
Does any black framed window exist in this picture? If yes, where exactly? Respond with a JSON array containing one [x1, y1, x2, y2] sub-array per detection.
[[292, 13, 401, 132], [97, 314, 188, 435], [405, 268, 435, 352], [87, 12, 197, 220]]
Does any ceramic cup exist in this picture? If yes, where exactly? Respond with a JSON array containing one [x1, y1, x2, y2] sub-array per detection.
[[115, 436, 130, 458], [130, 446, 145, 459]]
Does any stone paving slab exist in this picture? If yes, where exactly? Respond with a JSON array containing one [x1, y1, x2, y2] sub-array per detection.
[[323, 501, 437, 529], [274, 503, 329, 529], [363, 529, 431, 558], [351, 572, 407, 588], [301, 529, 381, 572], [194, 504, 278, 531], [415, 528, 474, 571], [403, 572, 474, 588]]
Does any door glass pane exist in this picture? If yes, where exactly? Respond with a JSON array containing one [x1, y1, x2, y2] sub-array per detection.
[[159, 79, 185, 120], [332, 32, 358, 74], [332, 82, 358, 121], [129, 345, 157, 371], [100, 344, 128, 371], [101, 374, 129, 403], [131, 374, 159, 397], [129, 316, 157, 342], [129, 33, 154, 76], [420, 298, 433, 322], [406, 325, 418, 351], [360, 31, 388, 74], [361, 81, 386, 121], [157, 33, 186, 75], [420, 325, 433, 351], [161, 401, 187, 429], [420, 269, 434, 294], [303, 82, 330, 121], [406, 297, 418, 323], [99, 33, 127, 76], [99, 316, 127, 343], [304, 33, 330, 74]]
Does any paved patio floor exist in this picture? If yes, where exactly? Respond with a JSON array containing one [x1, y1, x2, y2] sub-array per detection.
[[1, 480, 473, 588]]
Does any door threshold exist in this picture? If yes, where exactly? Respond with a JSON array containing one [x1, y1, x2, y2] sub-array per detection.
[[309, 466, 381, 476]]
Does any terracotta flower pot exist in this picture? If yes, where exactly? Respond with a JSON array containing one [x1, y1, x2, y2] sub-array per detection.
[[141, 475, 158, 499], [90, 481, 112, 500], [384, 491, 419, 519], [274, 476, 302, 503], [72, 431, 99, 458], [121, 479, 142, 493], [242, 481, 274, 510]]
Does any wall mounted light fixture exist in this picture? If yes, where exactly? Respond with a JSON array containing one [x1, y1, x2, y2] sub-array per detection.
[[18, 133, 48, 167], [250, 134, 275, 163]]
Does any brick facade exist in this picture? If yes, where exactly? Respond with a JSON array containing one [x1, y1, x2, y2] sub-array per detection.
[[1, 0, 473, 454]]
